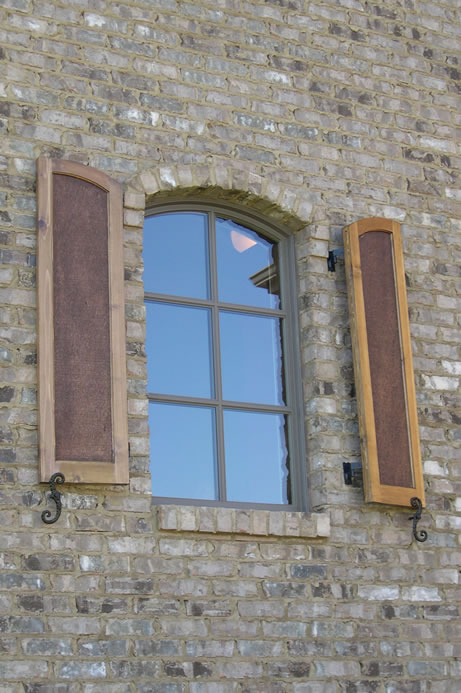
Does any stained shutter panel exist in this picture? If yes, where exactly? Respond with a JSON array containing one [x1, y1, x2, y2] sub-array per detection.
[[343, 217, 424, 507], [37, 158, 129, 484]]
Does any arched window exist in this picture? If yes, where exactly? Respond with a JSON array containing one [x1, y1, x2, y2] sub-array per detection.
[[143, 202, 306, 509]]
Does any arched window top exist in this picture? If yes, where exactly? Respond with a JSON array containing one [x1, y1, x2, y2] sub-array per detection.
[[143, 202, 306, 509]]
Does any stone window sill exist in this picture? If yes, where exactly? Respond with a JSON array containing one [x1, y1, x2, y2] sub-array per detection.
[[156, 504, 330, 538]]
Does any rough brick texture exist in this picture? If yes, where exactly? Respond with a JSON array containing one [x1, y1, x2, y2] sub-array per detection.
[[1, 0, 461, 690]]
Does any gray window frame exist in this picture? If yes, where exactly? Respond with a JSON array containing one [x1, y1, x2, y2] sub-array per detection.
[[144, 199, 308, 511]]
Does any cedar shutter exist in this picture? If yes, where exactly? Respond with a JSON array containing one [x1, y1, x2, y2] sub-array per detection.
[[37, 158, 129, 484], [343, 217, 425, 507]]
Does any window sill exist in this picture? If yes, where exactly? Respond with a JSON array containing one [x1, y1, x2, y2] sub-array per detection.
[[156, 504, 330, 539]]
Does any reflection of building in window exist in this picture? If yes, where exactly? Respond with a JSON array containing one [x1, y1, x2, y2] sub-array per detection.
[[250, 263, 280, 297]]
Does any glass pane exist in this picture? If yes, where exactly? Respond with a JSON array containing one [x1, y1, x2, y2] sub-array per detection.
[[224, 410, 289, 504], [143, 212, 209, 299], [146, 302, 213, 398], [220, 312, 285, 405], [150, 402, 217, 500], [216, 217, 280, 309]]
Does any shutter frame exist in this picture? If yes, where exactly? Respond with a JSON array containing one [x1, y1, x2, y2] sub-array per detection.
[[37, 158, 129, 484], [343, 217, 425, 507]]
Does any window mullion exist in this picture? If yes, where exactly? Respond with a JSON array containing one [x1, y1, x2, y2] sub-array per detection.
[[209, 211, 227, 502]]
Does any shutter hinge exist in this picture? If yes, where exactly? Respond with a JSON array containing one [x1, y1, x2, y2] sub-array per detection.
[[327, 248, 344, 272], [343, 462, 362, 487]]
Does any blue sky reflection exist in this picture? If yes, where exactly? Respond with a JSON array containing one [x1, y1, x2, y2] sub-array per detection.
[[143, 212, 209, 299], [145, 302, 213, 398], [220, 311, 285, 405], [224, 410, 289, 504], [150, 402, 218, 500]]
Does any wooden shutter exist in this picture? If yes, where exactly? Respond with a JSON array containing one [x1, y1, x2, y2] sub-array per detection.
[[343, 217, 424, 507], [37, 158, 129, 484]]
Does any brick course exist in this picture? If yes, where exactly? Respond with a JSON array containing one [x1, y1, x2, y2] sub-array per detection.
[[0, 0, 461, 689]]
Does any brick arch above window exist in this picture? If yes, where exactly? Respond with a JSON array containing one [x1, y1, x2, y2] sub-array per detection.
[[126, 162, 315, 234]]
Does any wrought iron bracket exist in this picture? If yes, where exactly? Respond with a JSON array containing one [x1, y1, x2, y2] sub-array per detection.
[[327, 248, 344, 272], [41, 472, 65, 525], [409, 496, 428, 543]]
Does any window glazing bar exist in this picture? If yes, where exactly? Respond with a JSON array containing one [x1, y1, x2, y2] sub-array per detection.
[[144, 292, 213, 309], [146, 391, 291, 414], [144, 292, 285, 318]]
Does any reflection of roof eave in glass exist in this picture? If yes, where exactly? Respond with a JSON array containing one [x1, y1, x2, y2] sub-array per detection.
[[250, 263, 279, 292]]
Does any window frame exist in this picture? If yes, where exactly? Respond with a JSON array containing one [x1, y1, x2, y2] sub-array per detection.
[[144, 199, 307, 511]]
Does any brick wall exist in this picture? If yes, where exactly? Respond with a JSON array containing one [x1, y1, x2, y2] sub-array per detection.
[[0, 0, 460, 690]]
